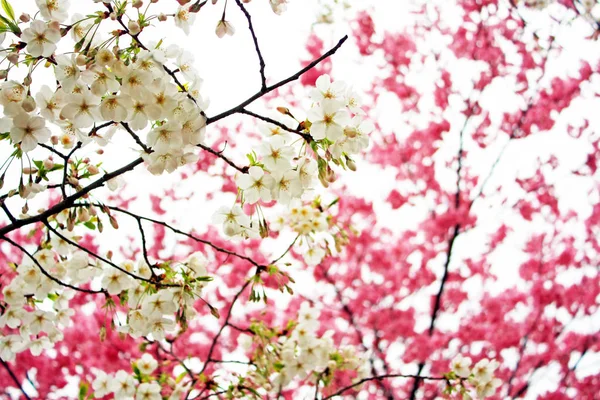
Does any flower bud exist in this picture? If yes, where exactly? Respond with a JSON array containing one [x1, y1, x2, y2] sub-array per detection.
[[158, 13, 167, 22], [67, 215, 75, 231], [49, 21, 61, 31], [109, 12, 117, 20], [346, 158, 356, 171], [133, 0, 143, 8], [128, 21, 141, 35], [22, 167, 38, 175], [68, 176, 80, 187], [0, 70, 7, 80], [178, 0, 191, 4], [21, 96, 36, 112], [79, 207, 90, 222], [51, 136, 59, 145], [88, 165, 99, 175], [7, 53, 18, 64], [76, 54, 87, 66], [22, 75, 32, 86], [19, 13, 30, 23], [43, 158, 55, 170], [109, 215, 119, 229]]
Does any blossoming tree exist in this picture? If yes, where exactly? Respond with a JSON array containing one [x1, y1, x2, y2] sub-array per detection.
[[0, 0, 599, 399]]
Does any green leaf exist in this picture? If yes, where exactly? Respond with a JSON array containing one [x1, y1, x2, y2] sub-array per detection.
[[1, 0, 15, 23], [78, 382, 89, 400], [83, 221, 96, 230], [327, 198, 340, 208], [0, 13, 18, 34]]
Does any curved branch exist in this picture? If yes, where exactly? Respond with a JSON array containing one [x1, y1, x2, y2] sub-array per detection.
[[322, 374, 447, 400], [1, 359, 31, 400], [206, 35, 348, 125], [235, 0, 267, 91], [1, 235, 105, 295]]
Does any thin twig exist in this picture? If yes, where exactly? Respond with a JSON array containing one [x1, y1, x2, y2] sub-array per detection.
[[206, 35, 348, 125], [197, 143, 249, 174], [1, 235, 105, 295], [235, 0, 267, 91], [322, 374, 446, 400], [1, 359, 31, 400]]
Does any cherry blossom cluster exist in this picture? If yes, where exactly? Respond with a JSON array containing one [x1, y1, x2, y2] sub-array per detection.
[[116, 252, 211, 340], [91, 353, 189, 400], [271, 198, 350, 266], [235, 302, 370, 394], [219, 74, 370, 242], [1, 223, 212, 360], [445, 355, 502, 399]]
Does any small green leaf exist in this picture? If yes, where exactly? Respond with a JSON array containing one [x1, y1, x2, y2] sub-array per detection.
[[83, 221, 95, 230], [1, 0, 15, 23], [78, 382, 89, 400]]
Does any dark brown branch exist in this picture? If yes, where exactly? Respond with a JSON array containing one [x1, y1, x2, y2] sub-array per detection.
[[206, 35, 348, 125], [1, 200, 16, 223], [0, 157, 144, 237], [44, 221, 164, 285], [235, 0, 267, 91], [135, 217, 157, 279], [98, 204, 263, 268], [322, 269, 395, 399], [198, 276, 255, 375], [121, 123, 151, 153], [186, 272, 261, 399], [61, 142, 82, 200], [238, 109, 311, 142], [322, 374, 447, 400], [1, 234, 105, 295], [38, 143, 67, 160], [1, 359, 31, 400], [197, 143, 249, 174]]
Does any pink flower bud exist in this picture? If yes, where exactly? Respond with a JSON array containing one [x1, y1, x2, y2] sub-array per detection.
[[43, 159, 55, 169], [21, 96, 36, 112], [128, 21, 141, 35], [7, 53, 18, 64]]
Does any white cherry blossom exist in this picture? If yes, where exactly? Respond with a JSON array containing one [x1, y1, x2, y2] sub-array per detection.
[[236, 166, 275, 204], [61, 90, 101, 128], [311, 74, 346, 103], [175, 6, 196, 35], [36, 0, 70, 22], [307, 99, 351, 142], [259, 136, 294, 171], [10, 112, 51, 152], [21, 20, 61, 57]]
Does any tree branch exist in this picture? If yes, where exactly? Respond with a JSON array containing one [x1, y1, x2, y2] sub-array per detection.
[[322, 374, 447, 400], [235, 0, 267, 91], [206, 35, 348, 125], [0, 359, 31, 400], [1, 234, 105, 295]]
